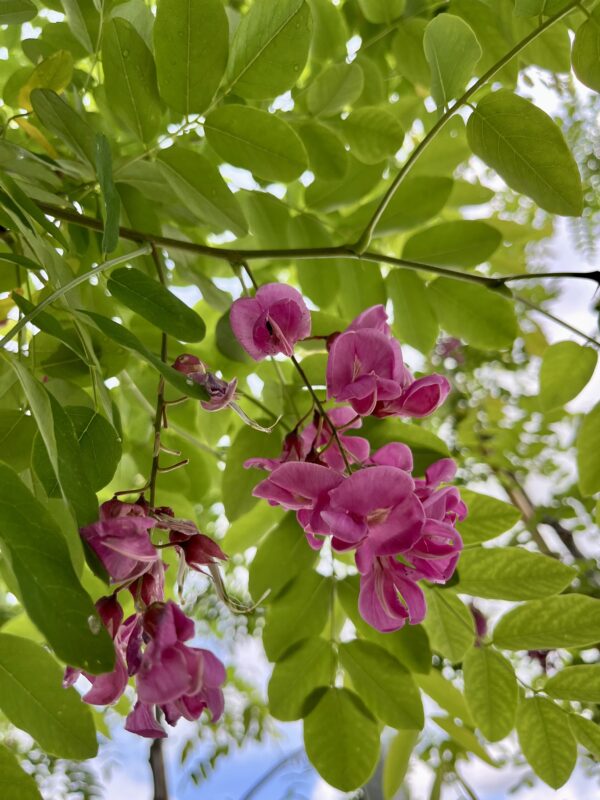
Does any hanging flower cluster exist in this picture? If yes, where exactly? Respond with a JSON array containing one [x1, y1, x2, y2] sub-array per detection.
[[65, 497, 227, 739], [232, 286, 466, 633]]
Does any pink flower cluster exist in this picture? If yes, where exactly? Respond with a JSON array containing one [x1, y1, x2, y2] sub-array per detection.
[[67, 498, 227, 738], [231, 288, 465, 633]]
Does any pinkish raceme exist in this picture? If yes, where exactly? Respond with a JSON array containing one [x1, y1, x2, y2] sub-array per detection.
[[237, 289, 466, 633], [66, 497, 227, 739], [173, 354, 237, 412]]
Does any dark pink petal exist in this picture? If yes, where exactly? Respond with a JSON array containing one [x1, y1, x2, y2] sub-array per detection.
[[95, 595, 123, 639], [358, 562, 409, 633], [348, 304, 390, 334], [197, 649, 226, 688], [83, 654, 128, 705], [125, 702, 167, 739], [254, 462, 343, 510], [320, 509, 367, 544], [137, 644, 194, 704], [425, 458, 457, 487], [369, 443, 413, 471], [62, 666, 80, 688], [396, 375, 451, 417], [328, 466, 413, 517]]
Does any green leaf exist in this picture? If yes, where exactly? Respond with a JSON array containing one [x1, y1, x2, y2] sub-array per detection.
[[0, 172, 68, 249], [0, 410, 35, 473], [403, 221, 501, 268], [433, 715, 495, 765], [102, 19, 162, 143], [0, 251, 41, 271], [107, 267, 206, 342], [463, 647, 517, 741], [303, 688, 380, 792], [457, 547, 576, 600], [263, 571, 331, 661], [569, 714, 600, 758], [249, 513, 317, 602], [30, 89, 96, 166], [516, 696, 576, 789], [338, 106, 404, 165], [545, 665, 600, 702], [296, 121, 348, 181], [0, 742, 42, 800], [358, 0, 404, 24], [0, 465, 114, 673], [422, 587, 474, 662], [383, 729, 418, 800], [339, 640, 424, 730], [386, 270, 438, 354], [268, 637, 334, 720], [539, 341, 597, 411], [0, 0, 36, 24], [221, 503, 281, 553], [205, 105, 308, 183], [493, 594, 600, 650], [154, 0, 228, 115], [572, 9, 600, 93], [222, 426, 282, 521], [18, 50, 73, 111], [226, 0, 312, 100], [338, 261, 386, 320], [423, 14, 481, 108], [427, 278, 518, 350], [306, 61, 364, 117], [80, 310, 211, 401], [0, 633, 98, 759], [416, 669, 474, 726], [467, 91, 583, 216], [577, 401, 600, 497], [11, 362, 98, 527], [60, 0, 97, 53], [95, 134, 120, 255], [157, 146, 248, 237], [392, 19, 429, 87], [457, 490, 521, 545], [514, 0, 571, 16], [374, 176, 453, 236]]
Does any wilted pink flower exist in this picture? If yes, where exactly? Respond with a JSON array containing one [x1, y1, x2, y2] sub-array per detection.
[[244, 429, 306, 472], [160, 647, 226, 727], [169, 531, 227, 571], [358, 556, 426, 633], [323, 466, 424, 555], [125, 701, 167, 738], [80, 499, 158, 583], [173, 354, 237, 411], [230, 283, 311, 360]]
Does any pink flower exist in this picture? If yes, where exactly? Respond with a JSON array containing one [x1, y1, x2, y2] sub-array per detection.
[[323, 466, 424, 555], [366, 442, 413, 471], [169, 531, 227, 571], [358, 556, 426, 633], [160, 648, 226, 726], [373, 374, 451, 418], [173, 354, 237, 411], [80, 500, 158, 583], [230, 283, 311, 361], [253, 462, 343, 547], [125, 701, 167, 738]]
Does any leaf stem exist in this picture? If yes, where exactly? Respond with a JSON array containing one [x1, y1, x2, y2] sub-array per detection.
[[354, 0, 582, 252], [148, 245, 168, 507], [0, 244, 152, 350], [515, 293, 600, 349]]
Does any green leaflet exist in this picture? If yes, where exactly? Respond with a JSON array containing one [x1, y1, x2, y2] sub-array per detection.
[[249, 513, 317, 602], [268, 637, 334, 720], [157, 146, 248, 237], [467, 91, 583, 216], [339, 640, 424, 730], [427, 278, 518, 350], [516, 696, 576, 789], [306, 61, 364, 117], [95, 134, 120, 254], [226, 0, 312, 100], [545, 664, 600, 702], [102, 18, 162, 143], [457, 547, 576, 600], [383, 729, 419, 800], [422, 587, 474, 662], [30, 89, 96, 166], [0, 742, 42, 800], [494, 594, 600, 650], [262, 571, 331, 661], [539, 341, 597, 411], [303, 688, 380, 791], [569, 714, 600, 758], [433, 715, 495, 764], [463, 646, 517, 741], [572, 9, 600, 93], [154, 0, 228, 115], [222, 425, 282, 521], [0, 0, 36, 24], [337, 106, 404, 165], [402, 220, 502, 268], [577, 401, 600, 497], [0, 465, 114, 673], [0, 633, 98, 759], [204, 105, 308, 183], [457, 490, 521, 544], [358, 0, 405, 24], [107, 267, 206, 342], [423, 14, 482, 108], [386, 270, 438, 355]]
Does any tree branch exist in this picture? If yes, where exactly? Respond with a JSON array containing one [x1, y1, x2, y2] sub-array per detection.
[[354, 0, 582, 251]]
